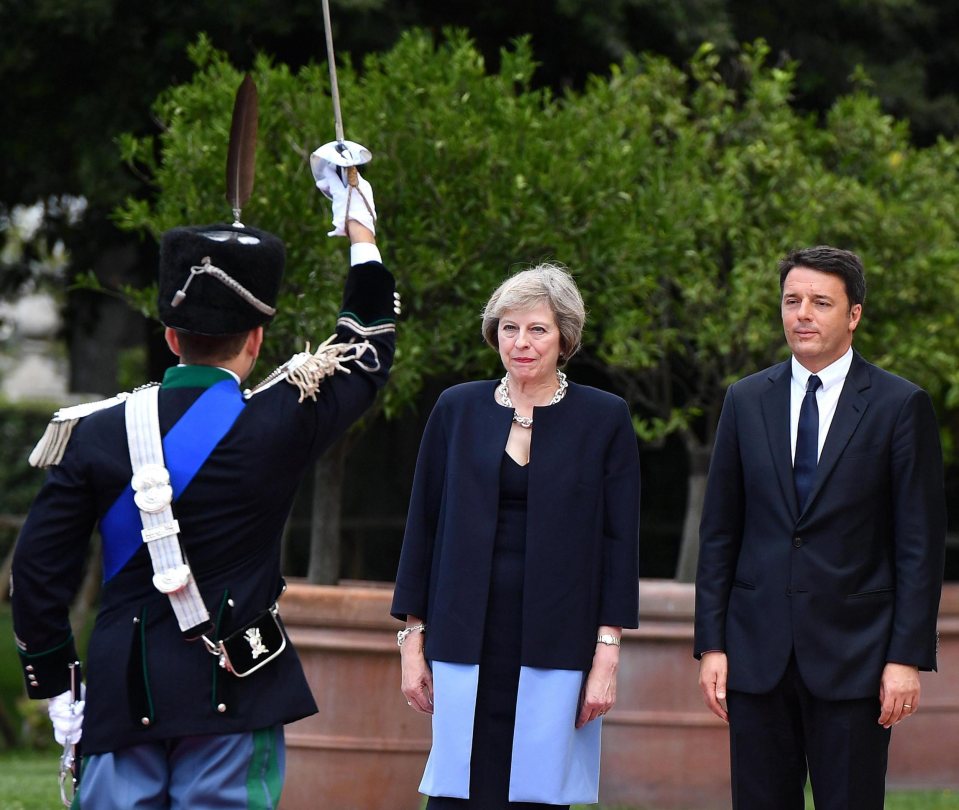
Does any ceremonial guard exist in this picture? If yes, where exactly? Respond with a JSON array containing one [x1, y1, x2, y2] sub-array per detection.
[[10, 76, 396, 808]]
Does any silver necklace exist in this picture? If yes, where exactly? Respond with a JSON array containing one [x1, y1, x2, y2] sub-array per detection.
[[497, 370, 568, 428]]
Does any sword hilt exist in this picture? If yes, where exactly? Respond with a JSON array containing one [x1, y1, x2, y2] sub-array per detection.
[[58, 660, 82, 807]]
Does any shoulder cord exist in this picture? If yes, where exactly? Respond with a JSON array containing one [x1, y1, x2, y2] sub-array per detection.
[[244, 334, 379, 402]]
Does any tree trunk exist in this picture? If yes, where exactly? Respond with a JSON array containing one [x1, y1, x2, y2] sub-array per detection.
[[674, 441, 712, 583], [307, 437, 348, 585]]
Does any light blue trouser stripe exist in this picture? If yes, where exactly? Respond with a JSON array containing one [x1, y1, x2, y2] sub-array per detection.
[[77, 725, 286, 809]]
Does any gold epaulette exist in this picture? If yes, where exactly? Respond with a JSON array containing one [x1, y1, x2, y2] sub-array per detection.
[[28, 392, 131, 468]]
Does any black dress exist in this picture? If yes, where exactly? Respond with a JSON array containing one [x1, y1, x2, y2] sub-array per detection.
[[428, 453, 569, 810]]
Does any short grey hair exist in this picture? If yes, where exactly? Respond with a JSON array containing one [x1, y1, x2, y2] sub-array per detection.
[[481, 262, 586, 364]]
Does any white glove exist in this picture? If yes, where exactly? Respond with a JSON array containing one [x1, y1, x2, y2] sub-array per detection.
[[48, 686, 85, 746], [310, 144, 377, 238]]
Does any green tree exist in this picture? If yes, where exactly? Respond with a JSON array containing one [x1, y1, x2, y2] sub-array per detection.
[[116, 31, 569, 580], [5, 0, 957, 398], [547, 42, 959, 578], [119, 31, 959, 581], [726, 0, 959, 146]]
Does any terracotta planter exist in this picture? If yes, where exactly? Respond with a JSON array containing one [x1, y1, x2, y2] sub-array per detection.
[[278, 580, 959, 810], [278, 582, 429, 810], [887, 582, 959, 790]]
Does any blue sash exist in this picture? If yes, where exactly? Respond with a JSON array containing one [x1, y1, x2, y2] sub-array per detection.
[[99, 379, 246, 582]]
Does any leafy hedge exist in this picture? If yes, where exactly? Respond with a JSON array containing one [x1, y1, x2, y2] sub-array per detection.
[[0, 402, 52, 557]]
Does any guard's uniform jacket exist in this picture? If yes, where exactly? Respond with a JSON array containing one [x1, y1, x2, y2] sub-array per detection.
[[11, 260, 396, 755]]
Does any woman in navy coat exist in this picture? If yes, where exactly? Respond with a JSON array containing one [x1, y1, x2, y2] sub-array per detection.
[[391, 263, 640, 808]]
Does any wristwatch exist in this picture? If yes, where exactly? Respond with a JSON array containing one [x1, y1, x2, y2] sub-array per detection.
[[596, 633, 621, 647]]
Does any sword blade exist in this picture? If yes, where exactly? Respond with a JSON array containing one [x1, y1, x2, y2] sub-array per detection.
[[321, 0, 346, 144]]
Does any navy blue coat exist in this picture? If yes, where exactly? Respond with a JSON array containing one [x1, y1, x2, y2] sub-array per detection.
[[12, 261, 396, 754], [391, 380, 640, 672], [694, 352, 946, 700]]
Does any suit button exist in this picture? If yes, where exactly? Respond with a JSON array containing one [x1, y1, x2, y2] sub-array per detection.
[[793, 536, 802, 548]]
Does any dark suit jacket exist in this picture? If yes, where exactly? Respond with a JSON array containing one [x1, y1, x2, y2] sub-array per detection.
[[694, 351, 946, 700], [12, 261, 396, 755], [391, 380, 640, 672]]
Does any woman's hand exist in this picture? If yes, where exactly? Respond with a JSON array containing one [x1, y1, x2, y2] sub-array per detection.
[[576, 630, 621, 728], [400, 626, 433, 714]]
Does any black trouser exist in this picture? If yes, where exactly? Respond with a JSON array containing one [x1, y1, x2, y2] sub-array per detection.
[[727, 655, 891, 810]]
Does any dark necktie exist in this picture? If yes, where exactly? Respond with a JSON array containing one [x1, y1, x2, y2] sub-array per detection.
[[794, 374, 822, 510]]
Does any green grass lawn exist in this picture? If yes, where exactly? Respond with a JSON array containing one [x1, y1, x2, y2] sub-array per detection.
[[0, 749, 64, 810], [571, 790, 959, 810], [0, 748, 956, 810]]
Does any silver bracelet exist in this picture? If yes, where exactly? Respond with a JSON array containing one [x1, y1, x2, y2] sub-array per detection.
[[397, 623, 426, 647], [596, 633, 621, 647]]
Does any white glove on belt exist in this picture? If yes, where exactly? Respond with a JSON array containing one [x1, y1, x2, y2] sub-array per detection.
[[48, 686, 85, 746], [310, 144, 377, 237]]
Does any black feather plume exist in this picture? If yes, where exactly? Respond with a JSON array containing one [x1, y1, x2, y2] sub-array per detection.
[[225, 74, 259, 225]]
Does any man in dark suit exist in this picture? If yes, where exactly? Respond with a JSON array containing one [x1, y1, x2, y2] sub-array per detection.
[[694, 246, 946, 810], [11, 158, 396, 807]]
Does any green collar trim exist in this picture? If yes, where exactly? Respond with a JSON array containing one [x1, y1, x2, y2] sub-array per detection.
[[162, 365, 236, 390]]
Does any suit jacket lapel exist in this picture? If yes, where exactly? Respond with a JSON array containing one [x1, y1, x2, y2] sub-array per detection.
[[760, 361, 799, 519], [800, 352, 871, 515]]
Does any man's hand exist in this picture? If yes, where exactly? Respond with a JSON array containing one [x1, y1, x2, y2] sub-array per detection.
[[48, 686, 85, 746], [878, 662, 920, 728], [310, 143, 377, 238], [698, 651, 729, 723]]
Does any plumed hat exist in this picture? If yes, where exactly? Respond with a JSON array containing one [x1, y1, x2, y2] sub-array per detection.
[[157, 224, 285, 335], [157, 76, 284, 335]]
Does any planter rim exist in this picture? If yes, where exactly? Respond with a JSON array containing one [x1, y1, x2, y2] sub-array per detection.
[[279, 579, 959, 630]]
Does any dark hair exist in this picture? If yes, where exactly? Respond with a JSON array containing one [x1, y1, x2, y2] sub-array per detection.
[[174, 330, 249, 365], [778, 246, 866, 307]]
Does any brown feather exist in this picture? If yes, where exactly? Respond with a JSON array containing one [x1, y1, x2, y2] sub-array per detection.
[[225, 74, 259, 218]]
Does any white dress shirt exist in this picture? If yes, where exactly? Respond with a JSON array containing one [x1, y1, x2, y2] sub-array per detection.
[[789, 347, 854, 463]]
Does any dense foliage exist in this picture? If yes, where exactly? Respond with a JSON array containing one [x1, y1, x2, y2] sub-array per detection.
[[0, 404, 51, 555], [115, 31, 959, 575], [118, 31, 959, 435]]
